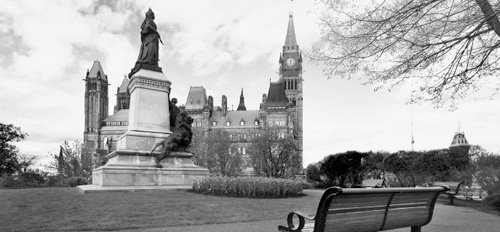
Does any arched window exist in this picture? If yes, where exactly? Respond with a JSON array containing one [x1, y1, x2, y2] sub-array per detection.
[[240, 120, 245, 126]]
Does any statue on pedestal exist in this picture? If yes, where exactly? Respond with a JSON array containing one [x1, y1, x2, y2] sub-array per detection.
[[129, 8, 163, 78], [149, 112, 194, 168]]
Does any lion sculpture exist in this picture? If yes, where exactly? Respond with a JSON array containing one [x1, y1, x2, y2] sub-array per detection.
[[149, 112, 194, 168]]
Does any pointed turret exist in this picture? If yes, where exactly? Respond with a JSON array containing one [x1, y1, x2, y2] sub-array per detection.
[[114, 76, 130, 113], [450, 132, 470, 148], [237, 88, 246, 111], [87, 60, 107, 80], [283, 14, 299, 54]]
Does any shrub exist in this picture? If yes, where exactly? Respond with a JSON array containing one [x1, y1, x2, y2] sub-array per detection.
[[305, 163, 321, 182], [46, 175, 65, 187], [313, 181, 328, 189], [0, 174, 16, 188], [17, 171, 46, 187], [0, 171, 47, 188], [301, 181, 314, 189], [65, 176, 88, 187], [192, 176, 303, 198], [484, 195, 500, 210]]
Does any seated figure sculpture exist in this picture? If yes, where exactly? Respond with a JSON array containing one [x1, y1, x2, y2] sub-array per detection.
[[149, 112, 194, 168]]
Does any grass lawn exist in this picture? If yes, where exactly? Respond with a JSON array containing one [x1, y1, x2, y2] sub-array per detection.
[[0, 187, 324, 231]]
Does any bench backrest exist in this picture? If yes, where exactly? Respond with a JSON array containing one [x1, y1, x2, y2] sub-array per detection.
[[313, 187, 448, 232], [433, 181, 464, 194]]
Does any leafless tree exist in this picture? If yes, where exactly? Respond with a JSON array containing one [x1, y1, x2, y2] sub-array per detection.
[[312, 0, 500, 108]]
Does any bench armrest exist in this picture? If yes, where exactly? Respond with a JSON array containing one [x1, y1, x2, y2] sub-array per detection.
[[278, 211, 315, 232]]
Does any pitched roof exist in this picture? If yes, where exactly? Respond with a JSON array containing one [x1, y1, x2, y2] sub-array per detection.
[[103, 109, 129, 122], [118, 77, 129, 93], [210, 110, 261, 128], [88, 60, 107, 80], [283, 15, 298, 54], [185, 86, 208, 111], [263, 82, 289, 108]]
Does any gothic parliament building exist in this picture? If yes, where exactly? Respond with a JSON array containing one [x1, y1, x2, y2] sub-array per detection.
[[83, 14, 304, 170]]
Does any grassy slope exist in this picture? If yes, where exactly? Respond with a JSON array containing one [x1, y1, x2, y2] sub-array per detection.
[[0, 188, 324, 231]]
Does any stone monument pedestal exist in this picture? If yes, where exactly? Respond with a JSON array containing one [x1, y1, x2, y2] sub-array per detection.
[[92, 151, 209, 186], [91, 68, 208, 187]]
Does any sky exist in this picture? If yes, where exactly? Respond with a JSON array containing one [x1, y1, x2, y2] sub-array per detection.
[[1, 0, 499, 169]]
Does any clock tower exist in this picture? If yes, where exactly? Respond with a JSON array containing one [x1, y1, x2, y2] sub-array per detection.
[[278, 13, 303, 164], [279, 14, 302, 105]]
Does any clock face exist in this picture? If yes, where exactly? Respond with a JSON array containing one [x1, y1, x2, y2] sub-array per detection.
[[286, 57, 296, 66]]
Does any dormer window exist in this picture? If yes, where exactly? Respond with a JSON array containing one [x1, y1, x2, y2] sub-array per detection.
[[240, 120, 245, 126], [212, 121, 217, 126], [254, 120, 259, 126], [226, 121, 231, 126]]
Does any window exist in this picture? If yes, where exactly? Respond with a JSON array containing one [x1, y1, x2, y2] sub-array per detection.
[[212, 121, 217, 126], [254, 120, 259, 126], [240, 120, 245, 126], [197, 122, 202, 127], [242, 146, 246, 155], [226, 121, 231, 126], [243, 134, 247, 140]]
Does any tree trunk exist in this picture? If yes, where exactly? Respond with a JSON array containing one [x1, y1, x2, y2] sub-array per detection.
[[475, 0, 500, 37]]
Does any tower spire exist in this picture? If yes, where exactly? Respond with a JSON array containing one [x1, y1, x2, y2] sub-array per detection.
[[237, 88, 246, 111], [283, 11, 298, 54]]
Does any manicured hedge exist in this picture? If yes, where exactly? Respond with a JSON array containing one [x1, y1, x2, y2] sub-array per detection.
[[192, 176, 303, 198]]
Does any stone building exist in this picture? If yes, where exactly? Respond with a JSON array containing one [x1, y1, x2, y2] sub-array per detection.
[[83, 14, 304, 170]]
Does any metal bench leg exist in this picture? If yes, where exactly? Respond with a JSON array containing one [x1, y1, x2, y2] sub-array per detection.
[[411, 226, 421, 232]]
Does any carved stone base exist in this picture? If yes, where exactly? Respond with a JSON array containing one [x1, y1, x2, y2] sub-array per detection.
[[92, 151, 209, 186]]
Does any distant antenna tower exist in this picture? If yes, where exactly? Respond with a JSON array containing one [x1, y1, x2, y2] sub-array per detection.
[[411, 111, 415, 152]]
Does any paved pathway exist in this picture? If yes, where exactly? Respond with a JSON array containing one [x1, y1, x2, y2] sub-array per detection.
[[122, 202, 499, 232]]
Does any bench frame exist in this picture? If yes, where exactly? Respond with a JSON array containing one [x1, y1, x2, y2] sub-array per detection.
[[432, 181, 464, 205], [278, 186, 448, 232]]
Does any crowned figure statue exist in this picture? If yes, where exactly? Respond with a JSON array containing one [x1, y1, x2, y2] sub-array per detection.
[[129, 8, 163, 77]]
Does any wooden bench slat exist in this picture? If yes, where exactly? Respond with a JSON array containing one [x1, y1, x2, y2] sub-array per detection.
[[324, 218, 384, 232], [326, 209, 386, 220], [328, 205, 387, 214]]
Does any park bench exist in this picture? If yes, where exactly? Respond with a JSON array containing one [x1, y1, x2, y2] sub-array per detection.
[[278, 186, 448, 232], [354, 179, 386, 188], [432, 181, 464, 205]]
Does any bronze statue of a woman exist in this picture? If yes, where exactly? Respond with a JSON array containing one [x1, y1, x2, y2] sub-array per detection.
[[129, 8, 163, 77]]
